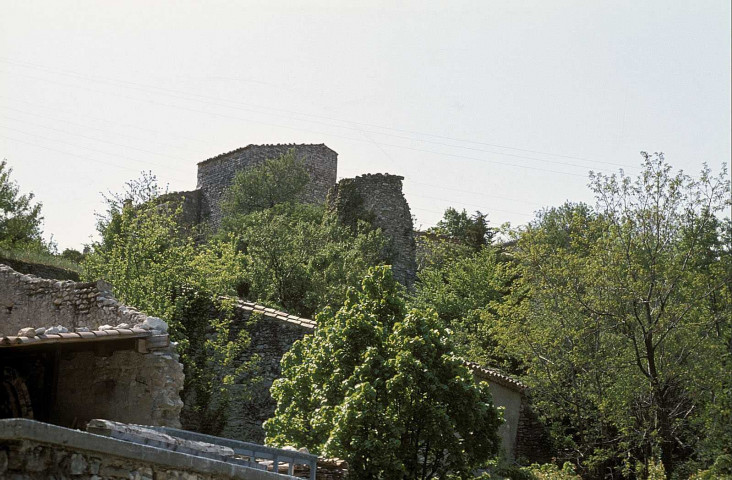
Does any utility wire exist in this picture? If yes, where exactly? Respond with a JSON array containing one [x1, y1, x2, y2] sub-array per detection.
[[0, 56, 624, 168], [0, 68, 592, 178]]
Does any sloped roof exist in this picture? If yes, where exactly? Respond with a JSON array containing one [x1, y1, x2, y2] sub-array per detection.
[[235, 300, 316, 329], [463, 360, 528, 393], [0, 327, 152, 348]]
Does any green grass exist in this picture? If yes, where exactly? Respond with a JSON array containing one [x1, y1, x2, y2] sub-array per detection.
[[0, 247, 82, 273]]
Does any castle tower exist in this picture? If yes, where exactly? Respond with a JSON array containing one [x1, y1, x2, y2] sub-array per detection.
[[196, 144, 338, 228], [327, 173, 417, 288]]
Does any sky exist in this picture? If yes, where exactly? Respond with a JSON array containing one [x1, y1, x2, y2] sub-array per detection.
[[1, 0, 730, 251]]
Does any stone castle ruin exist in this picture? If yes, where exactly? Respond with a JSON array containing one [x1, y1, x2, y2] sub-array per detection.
[[169, 143, 417, 287]]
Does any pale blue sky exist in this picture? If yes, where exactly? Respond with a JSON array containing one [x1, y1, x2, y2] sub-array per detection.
[[1, 0, 730, 250]]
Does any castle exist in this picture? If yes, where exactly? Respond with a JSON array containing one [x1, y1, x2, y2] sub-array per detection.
[[171, 143, 417, 287]]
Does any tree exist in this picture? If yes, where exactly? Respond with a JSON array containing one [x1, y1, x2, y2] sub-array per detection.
[[431, 208, 495, 252], [221, 149, 310, 218], [411, 245, 518, 369], [84, 184, 253, 434], [265, 266, 502, 480], [0, 160, 47, 252], [497, 154, 731, 478]]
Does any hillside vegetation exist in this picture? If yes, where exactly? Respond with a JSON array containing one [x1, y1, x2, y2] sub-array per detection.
[[2, 152, 729, 480]]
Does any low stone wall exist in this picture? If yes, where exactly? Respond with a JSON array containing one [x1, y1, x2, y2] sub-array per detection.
[[0, 264, 148, 337], [0, 419, 290, 479]]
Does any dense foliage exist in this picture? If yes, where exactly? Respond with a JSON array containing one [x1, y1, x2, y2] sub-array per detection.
[[0, 159, 48, 252], [221, 202, 387, 317], [84, 185, 254, 433], [431, 208, 494, 252], [218, 151, 388, 318], [495, 154, 730, 478], [265, 266, 502, 480]]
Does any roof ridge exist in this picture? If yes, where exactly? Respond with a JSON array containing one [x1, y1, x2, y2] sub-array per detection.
[[234, 299, 316, 329], [462, 360, 528, 392]]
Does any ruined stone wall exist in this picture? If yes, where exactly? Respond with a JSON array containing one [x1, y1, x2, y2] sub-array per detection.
[[0, 256, 80, 281], [196, 144, 338, 228], [515, 397, 554, 463], [53, 349, 184, 429], [0, 264, 149, 337], [182, 303, 314, 444], [158, 189, 203, 227], [327, 173, 417, 288]]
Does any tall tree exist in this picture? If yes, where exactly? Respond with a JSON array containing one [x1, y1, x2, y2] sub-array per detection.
[[265, 266, 502, 480], [0, 160, 47, 252], [498, 154, 731, 478]]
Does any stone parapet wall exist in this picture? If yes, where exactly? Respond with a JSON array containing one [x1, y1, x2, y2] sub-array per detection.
[[196, 144, 338, 228], [327, 173, 416, 288], [0, 264, 149, 337], [188, 304, 314, 443], [0, 419, 288, 480]]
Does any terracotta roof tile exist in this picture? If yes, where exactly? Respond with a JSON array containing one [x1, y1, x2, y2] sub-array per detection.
[[463, 360, 527, 393], [0, 328, 153, 349]]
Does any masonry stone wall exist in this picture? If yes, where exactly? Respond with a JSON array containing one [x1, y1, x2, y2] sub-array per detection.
[[327, 173, 417, 288], [181, 304, 314, 444], [158, 189, 204, 227], [53, 349, 184, 429], [0, 256, 80, 281], [0, 264, 148, 337], [196, 144, 338, 228]]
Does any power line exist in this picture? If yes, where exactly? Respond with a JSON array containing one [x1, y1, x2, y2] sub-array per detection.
[[0, 56, 619, 167], [0, 113, 195, 175], [0, 59, 635, 173], [1, 68, 596, 178], [0, 103, 204, 153], [0, 126, 190, 183]]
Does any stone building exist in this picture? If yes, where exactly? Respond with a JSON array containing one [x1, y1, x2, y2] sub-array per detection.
[[0, 264, 184, 429], [196, 144, 338, 228], [326, 173, 417, 288], [164, 143, 418, 288]]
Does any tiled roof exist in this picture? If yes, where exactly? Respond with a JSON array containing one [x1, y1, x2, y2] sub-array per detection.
[[463, 360, 528, 393], [236, 300, 316, 329], [198, 143, 335, 166], [1, 327, 152, 348]]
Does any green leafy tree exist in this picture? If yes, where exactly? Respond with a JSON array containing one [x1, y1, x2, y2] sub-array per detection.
[[411, 246, 517, 369], [497, 153, 731, 478], [0, 159, 47, 252], [222, 201, 387, 319], [221, 149, 310, 217], [84, 186, 253, 434], [430, 208, 494, 252], [265, 266, 502, 480]]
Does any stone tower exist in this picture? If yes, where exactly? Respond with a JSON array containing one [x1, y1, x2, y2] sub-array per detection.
[[327, 173, 417, 288], [196, 144, 338, 228]]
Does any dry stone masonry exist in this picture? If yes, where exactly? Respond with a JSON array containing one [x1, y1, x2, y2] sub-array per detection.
[[0, 264, 151, 337], [327, 173, 417, 288], [196, 144, 338, 228], [0, 264, 185, 429]]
